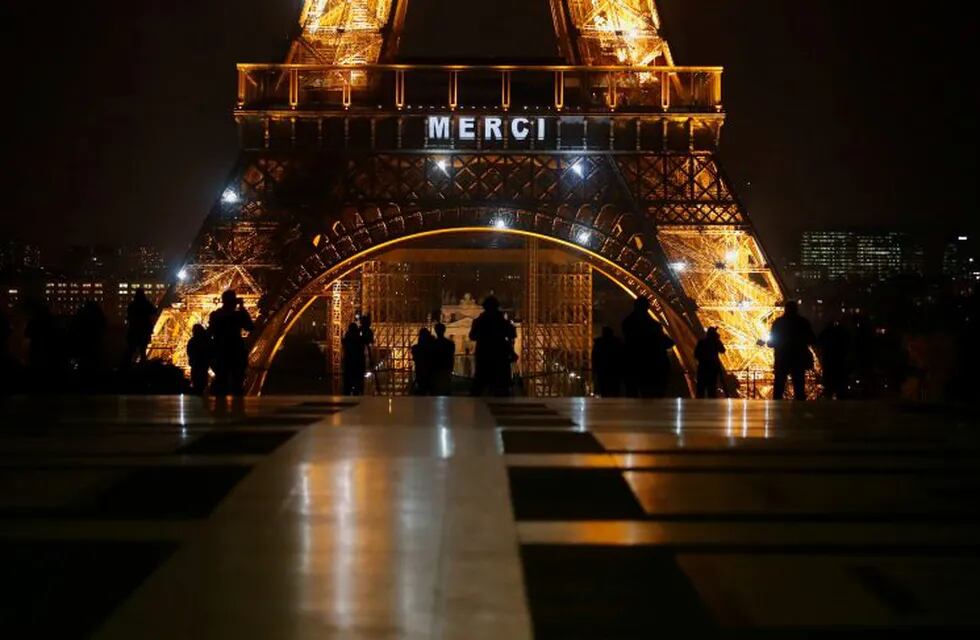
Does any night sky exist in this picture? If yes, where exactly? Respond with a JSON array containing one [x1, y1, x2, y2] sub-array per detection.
[[1, 1, 975, 267]]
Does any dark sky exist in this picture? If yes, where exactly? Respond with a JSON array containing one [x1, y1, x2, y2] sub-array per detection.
[[1, 1, 975, 266]]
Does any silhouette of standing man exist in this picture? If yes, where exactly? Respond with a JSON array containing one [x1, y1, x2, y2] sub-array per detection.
[[469, 296, 516, 396], [208, 290, 254, 397], [622, 297, 675, 398], [186, 324, 211, 395], [341, 322, 365, 395], [431, 323, 456, 396], [126, 288, 157, 364], [695, 327, 726, 398], [592, 326, 624, 397], [768, 300, 816, 400], [411, 328, 435, 395]]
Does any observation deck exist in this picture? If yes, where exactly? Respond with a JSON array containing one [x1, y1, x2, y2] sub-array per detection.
[[234, 63, 725, 151]]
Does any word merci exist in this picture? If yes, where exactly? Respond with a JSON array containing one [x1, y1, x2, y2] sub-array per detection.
[[427, 116, 547, 142]]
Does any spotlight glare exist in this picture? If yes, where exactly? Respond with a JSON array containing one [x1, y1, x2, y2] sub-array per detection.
[[221, 188, 240, 204], [575, 230, 591, 244], [725, 250, 738, 263], [177, 268, 188, 282], [570, 161, 584, 177], [669, 261, 687, 273], [436, 159, 449, 173], [493, 218, 509, 230]]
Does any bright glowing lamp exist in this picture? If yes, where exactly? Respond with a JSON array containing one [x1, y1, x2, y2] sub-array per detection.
[[221, 188, 240, 204]]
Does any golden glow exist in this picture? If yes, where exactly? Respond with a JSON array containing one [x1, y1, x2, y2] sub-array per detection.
[[658, 227, 782, 395], [297, 0, 394, 66], [241, 226, 697, 395], [565, 0, 672, 67]]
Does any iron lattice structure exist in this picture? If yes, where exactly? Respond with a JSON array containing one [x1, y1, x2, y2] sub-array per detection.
[[151, 0, 785, 397], [291, 1, 402, 66], [555, 0, 671, 67], [522, 240, 593, 397], [327, 278, 361, 392]]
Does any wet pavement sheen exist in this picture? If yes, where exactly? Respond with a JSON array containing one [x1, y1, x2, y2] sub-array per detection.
[[0, 395, 977, 637]]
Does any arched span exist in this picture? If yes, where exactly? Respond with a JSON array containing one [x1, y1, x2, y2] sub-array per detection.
[[248, 226, 702, 395]]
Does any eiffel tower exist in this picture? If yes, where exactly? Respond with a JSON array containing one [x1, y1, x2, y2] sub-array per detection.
[[150, 0, 785, 396]]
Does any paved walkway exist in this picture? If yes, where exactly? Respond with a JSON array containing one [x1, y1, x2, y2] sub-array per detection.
[[0, 396, 977, 637]]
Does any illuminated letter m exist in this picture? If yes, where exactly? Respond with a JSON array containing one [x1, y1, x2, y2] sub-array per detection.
[[428, 116, 450, 140]]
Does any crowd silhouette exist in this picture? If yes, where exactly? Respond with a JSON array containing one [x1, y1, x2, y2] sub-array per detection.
[[207, 290, 254, 396], [622, 297, 676, 398], [126, 288, 157, 365], [1, 284, 971, 403], [767, 300, 817, 400], [468, 296, 518, 397]]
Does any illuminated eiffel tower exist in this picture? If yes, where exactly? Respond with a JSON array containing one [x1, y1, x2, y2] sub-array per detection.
[[150, 0, 785, 396]]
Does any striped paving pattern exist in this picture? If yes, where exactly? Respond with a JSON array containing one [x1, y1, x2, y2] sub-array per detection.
[[496, 399, 980, 636]]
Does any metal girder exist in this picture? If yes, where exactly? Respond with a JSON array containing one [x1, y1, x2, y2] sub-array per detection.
[[150, 0, 788, 398]]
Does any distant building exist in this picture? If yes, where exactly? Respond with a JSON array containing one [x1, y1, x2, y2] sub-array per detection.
[[43, 278, 168, 323], [942, 234, 978, 280], [123, 245, 167, 278], [0, 240, 41, 270], [800, 230, 925, 282], [38, 244, 170, 323]]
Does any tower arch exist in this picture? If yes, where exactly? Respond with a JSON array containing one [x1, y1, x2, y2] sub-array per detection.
[[247, 221, 701, 394]]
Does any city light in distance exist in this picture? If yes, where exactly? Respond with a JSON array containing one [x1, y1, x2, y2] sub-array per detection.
[[959, 236, 969, 241], [221, 188, 240, 204]]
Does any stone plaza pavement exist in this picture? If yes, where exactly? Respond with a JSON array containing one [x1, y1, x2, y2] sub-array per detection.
[[0, 395, 978, 637]]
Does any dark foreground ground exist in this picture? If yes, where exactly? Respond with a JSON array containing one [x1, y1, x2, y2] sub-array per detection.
[[0, 396, 977, 638]]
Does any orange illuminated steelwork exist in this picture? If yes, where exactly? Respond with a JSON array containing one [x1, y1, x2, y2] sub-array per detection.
[[151, 0, 786, 397]]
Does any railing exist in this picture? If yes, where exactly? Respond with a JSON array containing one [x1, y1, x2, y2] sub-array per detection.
[[236, 63, 723, 114]]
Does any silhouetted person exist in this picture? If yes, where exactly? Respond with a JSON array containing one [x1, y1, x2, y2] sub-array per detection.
[[768, 300, 816, 400], [469, 296, 517, 396], [69, 301, 107, 374], [592, 326, 624, 397], [817, 320, 850, 399], [25, 301, 61, 376], [186, 323, 211, 395], [431, 323, 456, 396], [411, 328, 435, 395], [126, 288, 157, 364], [341, 322, 366, 395], [622, 297, 675, 398], [695, 327, 726, 398], [208, 290, 254, 397], [359, 314, 378, 394]]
